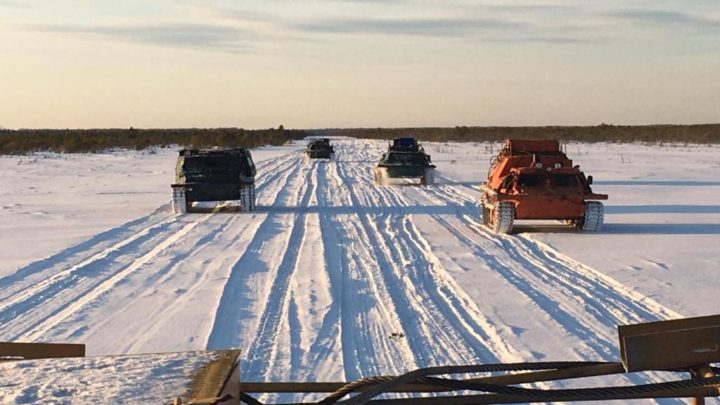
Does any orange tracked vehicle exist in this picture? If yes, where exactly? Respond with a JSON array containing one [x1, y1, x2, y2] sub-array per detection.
[[480, 139, 607, 234]]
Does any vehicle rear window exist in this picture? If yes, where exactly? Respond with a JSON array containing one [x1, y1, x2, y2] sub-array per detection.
[[551, 174, 578, 187], [518, 174, 543, 187], [184, 157, 237, 171]]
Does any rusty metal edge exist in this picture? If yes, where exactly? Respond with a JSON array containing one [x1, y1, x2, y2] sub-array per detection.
[[0, 342, 85, 361]]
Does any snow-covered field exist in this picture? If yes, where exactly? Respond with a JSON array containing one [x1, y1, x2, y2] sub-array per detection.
[[1, 138, 719, 403]]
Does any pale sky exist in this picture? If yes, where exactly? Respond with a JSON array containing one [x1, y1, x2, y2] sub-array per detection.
[[1, 0, 719, 129]]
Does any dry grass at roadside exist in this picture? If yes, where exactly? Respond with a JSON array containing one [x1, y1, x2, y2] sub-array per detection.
[[0, 127, 306, 155]]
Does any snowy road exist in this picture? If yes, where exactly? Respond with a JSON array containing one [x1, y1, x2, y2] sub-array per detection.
[[0, 139, 692, 395]]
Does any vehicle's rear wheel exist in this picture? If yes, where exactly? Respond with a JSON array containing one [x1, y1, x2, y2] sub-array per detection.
[[239, 184, 256, 212], [480, 193, 490, 225], [373, 168, 385, 185], [423, 168, 435, 186], [482, 205, 491, 226], [490, 202, 515, 234], [580, 201, 604, 231], [172, 187, 189, 214]]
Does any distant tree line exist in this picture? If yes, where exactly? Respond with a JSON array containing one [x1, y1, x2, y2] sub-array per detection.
[[0, 127, 307, 155], [314, 124, 720, 144], [1, 124, 718, 154]]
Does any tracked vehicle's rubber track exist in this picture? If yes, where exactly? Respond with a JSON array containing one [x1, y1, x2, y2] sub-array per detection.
[[582, 201, 604, 231]]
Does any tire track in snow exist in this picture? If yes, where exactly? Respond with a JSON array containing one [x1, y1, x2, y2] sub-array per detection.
[[332, 141, 479, 369], [332, 144, 423, 371], [506, 234, 682, 323], [0, 218, 193, 339], [349, 169, 485, 364], [514, 234, 684, 321], [299, 161, 350, 381], [425, 180, 682, 323], [280, 162, 344, 384], [411, 200, 682, 394], [393, 203, 526, 363], [240, 158, 387, 403], [0, 150, 300, 315], [93, 215, 244, 352], [242, 161, 315, 382], [373, 188, 526, 363], [320, 158, 417, 380], [353, 141, 683, 392], [0, 205, 171, 292], [205, 156, 313, 362], [345, 140, 526, 365], [18, 208, 220, 341], [114, 151, 304, 354], [356, 142, 682, 394], [0, 214, 180, 318], [415, 178, 684, 363], [0, 150, 302, 342], [253, 151, 305, 204]]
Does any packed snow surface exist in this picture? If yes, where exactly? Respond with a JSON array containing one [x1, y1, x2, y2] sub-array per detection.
[[0, 139, 719, 403], [0, 351, 223, 404]]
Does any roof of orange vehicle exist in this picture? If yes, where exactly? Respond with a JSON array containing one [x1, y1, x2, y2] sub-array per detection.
[[507, 139, 560, 154]]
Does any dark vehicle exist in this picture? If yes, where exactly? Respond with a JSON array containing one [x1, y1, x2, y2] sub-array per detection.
[[388, 137, 420, 152], [373, 138, 435, 185], [304, 138, 335, 160], [480, 139, 607, 233], [171, 148, 256, 213]]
